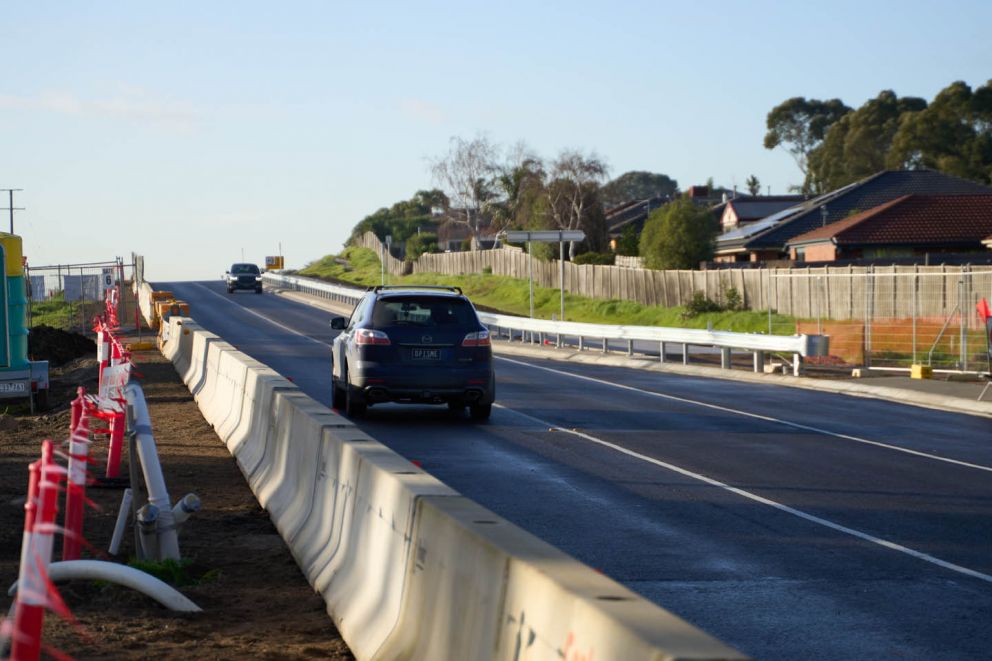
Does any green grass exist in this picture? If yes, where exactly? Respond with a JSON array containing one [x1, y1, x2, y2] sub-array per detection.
[[30, 292, 82, 329], [127, 558, 221, 587], [298, 247, 796, 334]]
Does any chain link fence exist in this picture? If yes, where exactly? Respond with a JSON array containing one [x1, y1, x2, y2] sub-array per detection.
[[776, 270, 991, 371], [26, 259, 137, 333]]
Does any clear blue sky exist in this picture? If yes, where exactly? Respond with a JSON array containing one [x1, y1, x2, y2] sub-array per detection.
[[1, 1, 989, 281]]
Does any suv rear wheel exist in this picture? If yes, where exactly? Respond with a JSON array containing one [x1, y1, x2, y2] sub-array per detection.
[[469, 401, 491, 420], [344, 367, 366, 418]]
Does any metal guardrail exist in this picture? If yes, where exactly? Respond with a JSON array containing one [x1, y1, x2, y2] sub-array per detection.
[[262, 272, 828, 376]]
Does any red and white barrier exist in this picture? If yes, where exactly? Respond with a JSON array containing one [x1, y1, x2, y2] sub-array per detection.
[[62, 405, 92, 562], [11, 441, 61, 661]]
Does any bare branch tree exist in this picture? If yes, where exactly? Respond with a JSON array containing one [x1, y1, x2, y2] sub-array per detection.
[[546, 150, 609, 258], [429, 135, 499, 247]]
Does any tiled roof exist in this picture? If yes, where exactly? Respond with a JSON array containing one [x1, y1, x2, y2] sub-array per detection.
[[787, 194, 992, 247], [716, 170, 992, 252]]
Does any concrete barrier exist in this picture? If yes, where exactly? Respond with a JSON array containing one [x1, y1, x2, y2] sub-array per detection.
[[159, 315, 747, 660], [379, 496, 743, 660]]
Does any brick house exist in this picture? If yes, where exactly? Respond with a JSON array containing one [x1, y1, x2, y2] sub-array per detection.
[[786, 194, 992, 262]]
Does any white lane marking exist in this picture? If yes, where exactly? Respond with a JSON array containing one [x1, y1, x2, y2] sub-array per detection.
[[496, 356, 992, 473], [494, 403, 992, 584], [192, 283, 332, 348]]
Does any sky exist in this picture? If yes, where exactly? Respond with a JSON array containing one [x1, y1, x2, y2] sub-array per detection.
[[1, 1, 990, 282]]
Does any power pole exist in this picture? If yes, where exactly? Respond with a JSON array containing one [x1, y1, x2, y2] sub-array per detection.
[[0, 188, 24, 233]]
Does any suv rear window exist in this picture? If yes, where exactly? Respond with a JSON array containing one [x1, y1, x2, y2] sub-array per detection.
[[371, 297, 475, 328]]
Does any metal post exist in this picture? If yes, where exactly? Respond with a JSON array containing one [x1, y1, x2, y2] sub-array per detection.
[[528, 240, 534, 319], [660, 341, 666, 363], [767, 269, 773, 335], [959, 279, 966, 371], [682, 343, 690, 365], [912, 272, 918, 364], [721, 347, 731, 369], [559, 234, 565, 322], [753, 351, 764, 373]]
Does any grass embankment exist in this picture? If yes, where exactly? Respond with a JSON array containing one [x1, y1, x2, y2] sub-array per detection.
[[299, 247, 796, 334], [30, 293, 84, 330]]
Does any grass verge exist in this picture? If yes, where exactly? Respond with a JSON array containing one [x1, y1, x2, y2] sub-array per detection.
[[298, 247, 797, 334]]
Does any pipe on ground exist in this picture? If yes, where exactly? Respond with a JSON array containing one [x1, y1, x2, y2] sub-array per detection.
[[7, 560, 201, 612]]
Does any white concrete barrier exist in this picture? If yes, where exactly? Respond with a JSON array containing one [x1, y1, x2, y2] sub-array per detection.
[[159, 315, 747, 660], [379, 496, 743, 660]]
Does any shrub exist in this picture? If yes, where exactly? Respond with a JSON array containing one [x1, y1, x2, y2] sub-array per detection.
[[681, 291, 723, 319], [572, 252, 615, 265], [405, 232, 438, 257], [724, 286, 743, 311], [482, 266, 493, 275]]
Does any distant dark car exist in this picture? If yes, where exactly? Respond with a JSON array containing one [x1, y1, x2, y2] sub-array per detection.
[[329, 285, 495, 420], [226, 263, 263, 293]]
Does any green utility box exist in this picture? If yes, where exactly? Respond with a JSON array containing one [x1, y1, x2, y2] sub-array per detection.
[[0, 232, 49, 408]]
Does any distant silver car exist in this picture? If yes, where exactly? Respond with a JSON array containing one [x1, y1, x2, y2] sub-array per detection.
[[226, 263, 263, 293], [329, 285, 495, 419]]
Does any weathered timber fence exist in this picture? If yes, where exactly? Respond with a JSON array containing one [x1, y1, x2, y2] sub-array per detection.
[[353, 232, 992, 324]]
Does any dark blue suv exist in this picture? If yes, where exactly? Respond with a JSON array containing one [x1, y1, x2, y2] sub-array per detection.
[[329, 286, 495, 420], [226, 263, 263, 293]]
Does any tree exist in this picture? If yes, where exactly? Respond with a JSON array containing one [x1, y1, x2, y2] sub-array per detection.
[[808, 90, 927, 191], [599, 171, 678, 208], [887, 80, 992, 184], [745, 175, 761, 196], [764, 97, 852, 190], [639, 197, 717, 270], [429, 135, 499, 245], [544, 150, 609, 258], [486, 143, 546, 234], [616, 224, 639, 256], [348, 189, 447, 247]]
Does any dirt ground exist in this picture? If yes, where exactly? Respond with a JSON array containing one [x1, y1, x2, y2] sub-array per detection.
[[1, 332, 354, 660]]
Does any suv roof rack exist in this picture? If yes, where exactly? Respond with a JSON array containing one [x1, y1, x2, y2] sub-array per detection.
[[369, 284, 463, 295]]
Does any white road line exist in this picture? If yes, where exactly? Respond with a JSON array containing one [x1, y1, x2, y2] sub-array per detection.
[[193, 283, 332, 348], [494, 403, 992, 584], [496, 356, 992, 473]]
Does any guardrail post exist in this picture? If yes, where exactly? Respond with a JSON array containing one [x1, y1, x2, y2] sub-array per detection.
[[682, 343, 690, 365], [793, 354, 802, 377], [660, 341, 666, 363], [627, 340, 634, 356], [602, 337, 607, 354], [578, 335, 584, 351], [721, 347, 731, 369], [753, 351, 764, 373]]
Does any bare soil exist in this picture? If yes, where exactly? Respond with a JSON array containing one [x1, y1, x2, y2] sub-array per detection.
[[1, 333, 353, 660]]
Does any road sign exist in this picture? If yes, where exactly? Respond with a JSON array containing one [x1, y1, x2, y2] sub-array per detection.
[[501, 230, 586, 320], [503, 230, 586, 243]]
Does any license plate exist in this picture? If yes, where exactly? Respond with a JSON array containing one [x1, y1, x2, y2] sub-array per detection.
[[411, 348, 440, 360]]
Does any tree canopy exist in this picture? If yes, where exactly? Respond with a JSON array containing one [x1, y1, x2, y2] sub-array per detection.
[[639, 197, 717, 270], [348, 189, 447, 247], [808, 90, 927, 191], [764, 97, 852, 190], [887, 80, 992, 184], [599, 171, 678, 208]]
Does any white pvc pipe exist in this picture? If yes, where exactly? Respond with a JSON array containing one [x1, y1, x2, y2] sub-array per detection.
[[125, 382, 180, 561], [7, 560, 201, 612], [108, 488, 133, 556]]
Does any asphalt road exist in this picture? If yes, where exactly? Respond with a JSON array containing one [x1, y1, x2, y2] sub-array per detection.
[[161, 280, 992, 660]]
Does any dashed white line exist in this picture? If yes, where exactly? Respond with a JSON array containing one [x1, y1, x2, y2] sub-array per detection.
[[496, 355, 992, 473], [495, 403, 992, 584], [193, 283, 332, 348]]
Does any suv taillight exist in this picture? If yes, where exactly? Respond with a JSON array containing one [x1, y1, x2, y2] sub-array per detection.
[[462, 330, 491, 347], [356, 329, 391, 345]]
